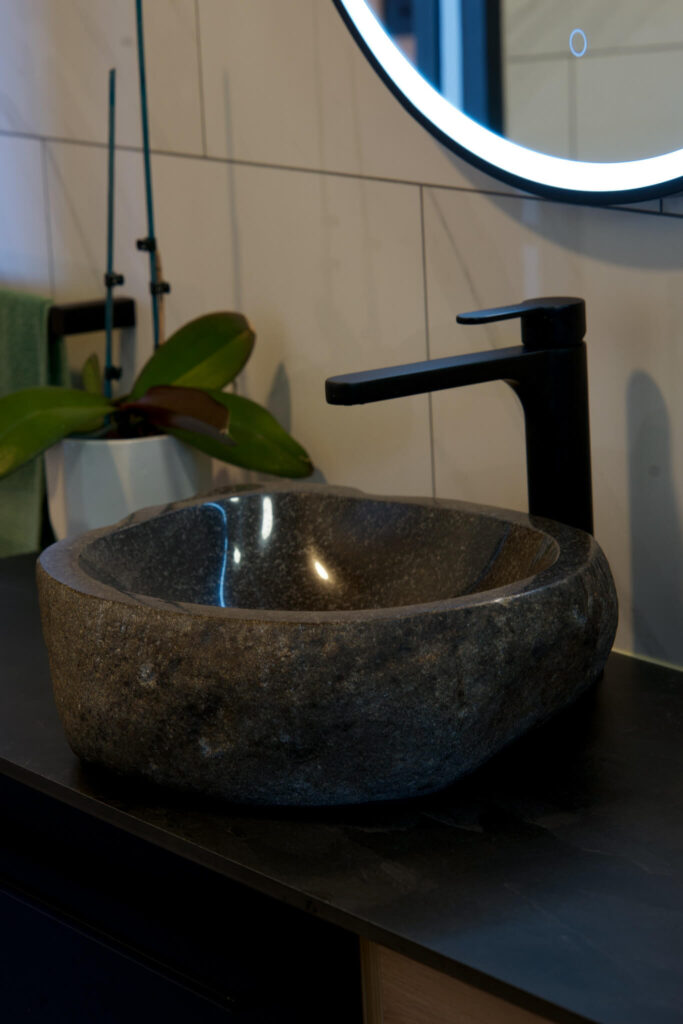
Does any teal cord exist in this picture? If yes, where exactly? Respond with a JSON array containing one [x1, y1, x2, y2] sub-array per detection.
[[135, 0, 161, 349], [104, 68, 116, 398]]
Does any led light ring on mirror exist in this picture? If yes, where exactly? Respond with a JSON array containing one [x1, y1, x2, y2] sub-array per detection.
[[334, 0, 683, 205]]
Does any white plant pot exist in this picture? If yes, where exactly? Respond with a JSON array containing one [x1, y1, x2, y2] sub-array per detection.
[[44, 434, 213, 541]]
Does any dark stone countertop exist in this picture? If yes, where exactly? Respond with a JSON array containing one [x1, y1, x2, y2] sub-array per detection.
[[2, 554, 683, 1024]]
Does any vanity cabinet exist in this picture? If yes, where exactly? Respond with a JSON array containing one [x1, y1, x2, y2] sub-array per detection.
[[0, 773, 362, 1023], [1, 887, 237, 1023]]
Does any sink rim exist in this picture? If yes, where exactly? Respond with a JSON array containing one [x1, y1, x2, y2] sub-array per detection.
[[38, 482, 594, 624]]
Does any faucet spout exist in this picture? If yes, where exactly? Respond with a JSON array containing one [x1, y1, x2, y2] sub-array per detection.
[[325, 345, 536, 405], [325, 297, 593, 535]]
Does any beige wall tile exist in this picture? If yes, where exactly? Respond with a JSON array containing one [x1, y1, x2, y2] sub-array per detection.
[[151, 154, 240, 338], [0, 135, 50, 291], [198, 0, 323, 168], [661, 195, 683, 216], [0, 0, 202, 153], [198, 0, 521, 195], [227, 164, 433, 497], [45, 141, 150, 391], [45, 141, 149, 306], [613, 201, 662, 213]]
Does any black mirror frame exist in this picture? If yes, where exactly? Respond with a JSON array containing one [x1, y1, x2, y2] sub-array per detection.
[[332, 0, 683, 206]]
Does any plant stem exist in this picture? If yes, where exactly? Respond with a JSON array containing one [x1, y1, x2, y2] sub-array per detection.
[[104, 67, 117, 399], [155, 249, 166, 345], [135, 0, 163, 349]]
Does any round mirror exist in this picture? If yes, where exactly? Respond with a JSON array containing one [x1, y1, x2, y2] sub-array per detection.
[[333, 0, 683, 204]]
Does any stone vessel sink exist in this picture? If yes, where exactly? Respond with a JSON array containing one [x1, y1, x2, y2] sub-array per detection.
[[37, 484, 617, 806]]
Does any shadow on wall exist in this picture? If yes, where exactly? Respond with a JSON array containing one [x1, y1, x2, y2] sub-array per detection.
[[267, 361, 327, 484], [628, 371, 683, 664], [267, 362, 292, 432], [483, 188, 683, 272], [223, 70, 243, 310]]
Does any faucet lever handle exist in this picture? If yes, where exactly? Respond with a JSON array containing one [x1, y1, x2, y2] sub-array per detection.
[[456, 296, 586, 351]]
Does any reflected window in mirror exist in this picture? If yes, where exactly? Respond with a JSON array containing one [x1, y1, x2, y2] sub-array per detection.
[[370, 0, 503, 132]]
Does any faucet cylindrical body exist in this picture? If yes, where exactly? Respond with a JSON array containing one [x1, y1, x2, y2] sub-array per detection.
[[511, 343, 592, 534]]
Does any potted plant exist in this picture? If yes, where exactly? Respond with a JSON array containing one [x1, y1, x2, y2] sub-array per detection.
[[0, 13, 313, 543], [0, 310, 313, 539]]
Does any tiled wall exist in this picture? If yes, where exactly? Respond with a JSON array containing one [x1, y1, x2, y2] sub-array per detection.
[[1, 0, 683, 666]]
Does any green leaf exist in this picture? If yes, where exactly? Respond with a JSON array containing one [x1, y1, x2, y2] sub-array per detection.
[[0, 388, 113, 479], [130, 313, 255, 399], [160, 422, 238, 460], [81, 353, 102, 395], [166, 391, 313, 478]]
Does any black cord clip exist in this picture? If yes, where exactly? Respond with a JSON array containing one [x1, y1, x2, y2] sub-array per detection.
[[150, 280, 171, 296], [136, 236, 157, 252], [104, 366, 123, 381], [104, 272, 125, 287]]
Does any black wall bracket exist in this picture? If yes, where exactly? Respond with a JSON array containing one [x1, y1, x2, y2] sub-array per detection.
[[47, 297, 136, 345]]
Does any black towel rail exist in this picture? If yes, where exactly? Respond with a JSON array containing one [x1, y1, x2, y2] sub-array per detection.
[[47, 297, 135, 344]]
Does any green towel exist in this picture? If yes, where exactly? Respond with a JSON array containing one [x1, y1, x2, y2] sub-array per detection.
[[0, 289, 67, 556]]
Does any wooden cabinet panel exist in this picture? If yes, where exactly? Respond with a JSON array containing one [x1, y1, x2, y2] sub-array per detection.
[[361, 941, 554, 1024]]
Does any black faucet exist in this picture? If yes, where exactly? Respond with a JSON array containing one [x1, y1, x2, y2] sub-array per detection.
[[325, 297, 593, 535]]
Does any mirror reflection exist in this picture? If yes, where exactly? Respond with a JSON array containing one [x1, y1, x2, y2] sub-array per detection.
[[369, 1, 683, 162]]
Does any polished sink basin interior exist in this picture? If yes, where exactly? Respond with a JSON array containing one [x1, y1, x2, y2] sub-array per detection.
[[37, 484, 618, 806], [78, 490, 560, 611]]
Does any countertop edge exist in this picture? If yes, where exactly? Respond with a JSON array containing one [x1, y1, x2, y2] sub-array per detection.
[[0, 752, 596, 1024]]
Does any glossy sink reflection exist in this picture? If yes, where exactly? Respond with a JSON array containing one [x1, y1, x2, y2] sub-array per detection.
[[79, 490, 560, 610], [37, 483, 618, 806]]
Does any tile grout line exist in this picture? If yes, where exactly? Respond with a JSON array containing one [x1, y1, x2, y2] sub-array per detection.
[[40, 140, 56, 299], [420, 185, 437, 501], [509, 40, 683, 62], [0, 128, 679, 218], [194, 0, 208, 159]]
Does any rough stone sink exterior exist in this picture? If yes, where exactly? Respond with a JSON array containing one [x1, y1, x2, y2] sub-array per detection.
[[37, 484, 618, 806]]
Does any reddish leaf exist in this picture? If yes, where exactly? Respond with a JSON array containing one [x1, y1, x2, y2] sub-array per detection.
[[119, 385, 229, 432]]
